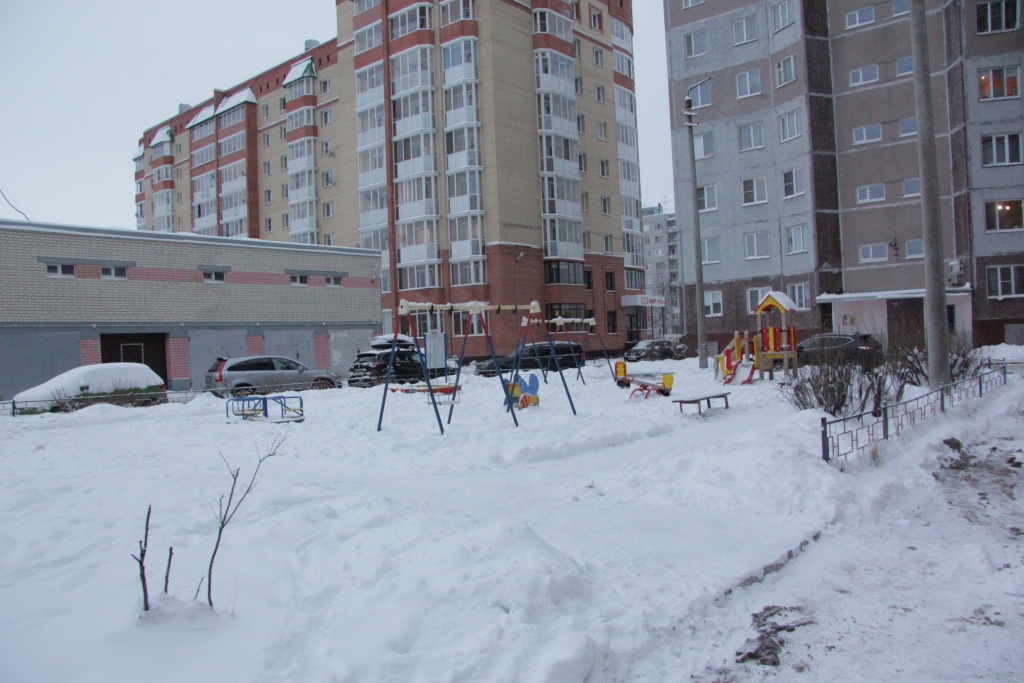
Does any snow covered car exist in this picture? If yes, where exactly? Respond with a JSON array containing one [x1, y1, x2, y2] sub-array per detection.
[[12, 363, 167, 413], [624, 340, 688, 362]]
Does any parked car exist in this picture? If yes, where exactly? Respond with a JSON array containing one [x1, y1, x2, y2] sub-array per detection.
[[205, 355, 340, 397], [796, 333, 884, 368], [348, 348, 427, 387], [474, 341, 583, 377], [624, 339, 688, 362], [13, 362, 167, 413]]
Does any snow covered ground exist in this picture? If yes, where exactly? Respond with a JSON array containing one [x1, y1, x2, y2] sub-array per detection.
[[1, 356, 1021, 682]]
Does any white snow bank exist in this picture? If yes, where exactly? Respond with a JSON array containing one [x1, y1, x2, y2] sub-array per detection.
[[979, 342, 1024, 362]]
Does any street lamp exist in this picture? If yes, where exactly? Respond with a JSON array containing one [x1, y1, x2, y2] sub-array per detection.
[[683, 90, 709, 369]]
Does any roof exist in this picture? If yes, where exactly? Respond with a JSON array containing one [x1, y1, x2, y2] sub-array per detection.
[[215, 87, 257, 114], [186, 105, 216, 129], [132, 145, 144, 160], [283, 58, 317, 86], [816, 285, 973, 303], [148, 126, 172, 147], [755, 290, 799, 314]]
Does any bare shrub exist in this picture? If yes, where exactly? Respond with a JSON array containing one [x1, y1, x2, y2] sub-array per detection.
[[778, 350, 888, 417]]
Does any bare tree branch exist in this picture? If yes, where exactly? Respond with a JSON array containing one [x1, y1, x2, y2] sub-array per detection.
[[164, 547, 174, 594], [131, 505, 152, 611]]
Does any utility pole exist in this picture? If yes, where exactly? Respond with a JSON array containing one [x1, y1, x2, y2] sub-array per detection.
[[909, 0, 951, 387], [683, 92, 709, 369]]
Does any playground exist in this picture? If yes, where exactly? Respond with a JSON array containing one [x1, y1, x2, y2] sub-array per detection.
[[1, 347, 1022, 682]]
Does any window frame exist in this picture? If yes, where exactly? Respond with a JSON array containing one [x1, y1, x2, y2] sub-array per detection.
[[856, 183, 886, 203], [772, 0, 793, 31], [845, 6, 875, 30], [739, 121, 765, 151], [704, 290, 723, 317], [979, 66, 1020, 101], [747, 286, 771, 314], [733, 15, 757, 45], [742, 177, 768, 205], [783, 168, 805, 198], [776, 54, 797, 87], [853, 123, 883, 145], [859, 242, 888, 262], [736, 68, 762, 98], [977, 1, 1020, 34], [849, 64, 879, 87], [744, 230, 771, 259], [786, 224, 807, 254], [985, 199, 1023, 231], [981, 133, 1023, 166], [697, 184, 718, 212], [684, 29, 709, 58], [987, 264, 1024, 298]]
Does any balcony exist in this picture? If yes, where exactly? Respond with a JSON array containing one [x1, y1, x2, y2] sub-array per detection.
[[444, 105, 479, 129], [446, 150, 480, 171], [622, 215, 641, 232], [194, 213, 217, 232], [616, 104, 637, 127], [220, 177, 246, 195], [544, 240, 584, 260], [542, 198, 582, 219], [620, 179, 641, 198], [443, 62, 478, 86], [538, 115, 576, 138], [540, 157, 579, 178], [394, 112, 435, 137], [360, 208, 388, 228], [624, 252, 644, 268], [357, 126, 385, 149], [356, 85, 384, 110], [395, 198, 438, 221], [448, 194, 482, 215], [358, 167, 386, 189], [221, 204, 248, 221], [391, 72, 432, 97], [398, 242, 439, 264], [193, 187, 216, 203], [395, 155, 436, 179], [618, 142, 639, 163], [450, 239, 484, 259], [289, 185, 317, 202], [290, 215, 317, 236], [289, 155, 315, 172], [535, 73, 574, 97], [135, 214, 146, 229]]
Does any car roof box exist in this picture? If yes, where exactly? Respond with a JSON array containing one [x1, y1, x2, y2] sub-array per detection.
[[370, 333, 416, 349]]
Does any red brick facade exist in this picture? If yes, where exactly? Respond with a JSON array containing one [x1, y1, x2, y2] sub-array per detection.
[[314, 334, 330, 370], [166, 338, 190, 381], [80, 339, 101, 365], [247, 335, 264, 355]]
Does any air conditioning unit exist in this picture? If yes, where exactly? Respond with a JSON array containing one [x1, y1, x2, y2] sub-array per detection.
[[948, 259, 963, 275]]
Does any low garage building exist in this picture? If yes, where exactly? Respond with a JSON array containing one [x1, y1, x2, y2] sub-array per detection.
[[0, 220, 382, 398]]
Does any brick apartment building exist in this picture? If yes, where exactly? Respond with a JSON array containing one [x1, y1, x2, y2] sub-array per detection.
[[0, 220, 381, 398], [135, 0, 648, 356], [665, 0, 1023, 349]]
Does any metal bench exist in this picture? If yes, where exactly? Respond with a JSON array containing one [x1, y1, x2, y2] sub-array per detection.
[[673, 392, 730, 415]]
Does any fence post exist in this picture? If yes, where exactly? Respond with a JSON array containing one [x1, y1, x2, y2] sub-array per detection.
[[10, 401, 15, 418], [820, 417, 829, 462], [882, 401, 889, 440], [979, 373, 984, 398], [1003, 363, 1007, 384], [940, 383, 945, 412]]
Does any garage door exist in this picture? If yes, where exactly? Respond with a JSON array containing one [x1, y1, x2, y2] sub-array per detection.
[[188, 329, 247, 390]]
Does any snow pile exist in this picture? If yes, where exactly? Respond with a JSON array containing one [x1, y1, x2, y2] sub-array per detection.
[[1, 359, 1021, 682], [12, 362, 164, 405]]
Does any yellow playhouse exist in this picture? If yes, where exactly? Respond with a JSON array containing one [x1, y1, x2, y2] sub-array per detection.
[[716, 290, 799, 384]]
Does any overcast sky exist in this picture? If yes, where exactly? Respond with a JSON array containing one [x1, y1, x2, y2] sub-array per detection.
[[0, 0, 673, 229]]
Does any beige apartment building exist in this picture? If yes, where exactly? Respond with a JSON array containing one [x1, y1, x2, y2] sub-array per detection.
[[665, 0, 1022, 349], [135, 0, 647, 356]]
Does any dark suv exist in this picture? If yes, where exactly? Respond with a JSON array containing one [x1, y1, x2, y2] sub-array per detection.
[[205, 355, 340, 397], [624, 340, 688, 362], [474, 341, 583, 376], [796, 333, 884, 368], [347, 348, 427, 387]]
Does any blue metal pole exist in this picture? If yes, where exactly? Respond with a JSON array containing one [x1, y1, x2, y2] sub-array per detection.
[[480, 318, 518, 427], [544, 327, 577, 416], [447, 329, 471, 425], [376, 326, 402, 432]]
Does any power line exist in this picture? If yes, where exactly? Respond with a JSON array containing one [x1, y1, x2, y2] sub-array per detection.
[[0, 183, 29, 221]]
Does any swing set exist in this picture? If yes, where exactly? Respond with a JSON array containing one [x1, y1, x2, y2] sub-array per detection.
[[375, 299, 615, 434]]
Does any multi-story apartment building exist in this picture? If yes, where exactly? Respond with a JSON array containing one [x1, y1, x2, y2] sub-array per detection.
[[642, 205, 680, 336], [665, 0, 1022, 348], [135, 0, 647, 355]]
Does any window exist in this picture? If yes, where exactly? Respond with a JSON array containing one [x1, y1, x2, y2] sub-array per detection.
[[440, 0, 473, 26], [574, 38, 581, 58], [846, 6, 875, 29], [263, 133, 272, 149], [859, 243, 888, 262], [743, 177, 768, 205], [389, 5, 430, 40], [45, 264, 75, 277], [290, 274, 309, 286], [577, 114, 585, 133], [590, 7, 602, 31], [581, 191, 589, 211], [265, 217, 273, 233], [578, 153, 588, 173], [263, 161, 271, 176], [773, 0, 793, 30], [892, 0, 910, 16], [280, 97, 287, 112], [280, 126, 287, 140], [982, 134, 1022, 166], [265, 189, 272, 204], [605, 271, 615, 291], [849, 64, 879, 87], [704, 291, 723, 317], [595, 84, 605, 102], [203, 270, 226, 283], [776, 55, 796, 86], [900, 117, 918, 136], [593, 48, 604, 67], [988, 265, 1024, 297], [979, 67, 1020, 100], [896, 56, 914, 76], [601, 196, 611, 214], [734, 16, 757, 44], [786, 225, 807, 253], [779, 110, 801, 142], [786, 283, 809, 309], [857, 183, 886, 203], [321, 109, 332, 126], [607, 311, 617, 334], [323, 141, 333, 157], [982, 199, 1023, 234], [282, 183, 289, 199], [737, 69, 762, 98], [853, 123, 883, 145], [599, 158, 610, 177], [323, 202, 334, 218], [747, 287, 771, 313], [683, 0, 705, 7], [604, 234, 613, 253], [321, 79, 331, 95], [739, 122, 764, 151], [691, 131, 714, 159], [325, 275, 342, 286], [905, 239, 924, 258], [697, 185, 717, 212], [575, 77, 583, 94], [977, 1, 1020, 33], [745, 230, 770, 258], [685, 30, 708, 58], [903, 177, 921, 196], [688, 80, 711, 108], [323, 170, 334, 186], [98, 266, 127, 280], [702, 236, 720, 263], [597, 121, 608, 140], [283, 212, 289, 228], [783, 168, 805, 198]]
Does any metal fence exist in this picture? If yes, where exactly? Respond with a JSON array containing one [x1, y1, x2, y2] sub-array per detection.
[[821, 361, 1009, 462]]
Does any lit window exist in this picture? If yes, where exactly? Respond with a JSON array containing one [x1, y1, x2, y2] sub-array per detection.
[[985, 200, 1023, 231], [856, 183, 886, 203], [859, 243, 888, 262], [846, 6, 875, 29], [979, 67, 1020, 100]]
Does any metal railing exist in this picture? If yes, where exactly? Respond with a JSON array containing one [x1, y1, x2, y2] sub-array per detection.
[[821, 360, 1009, 462]]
